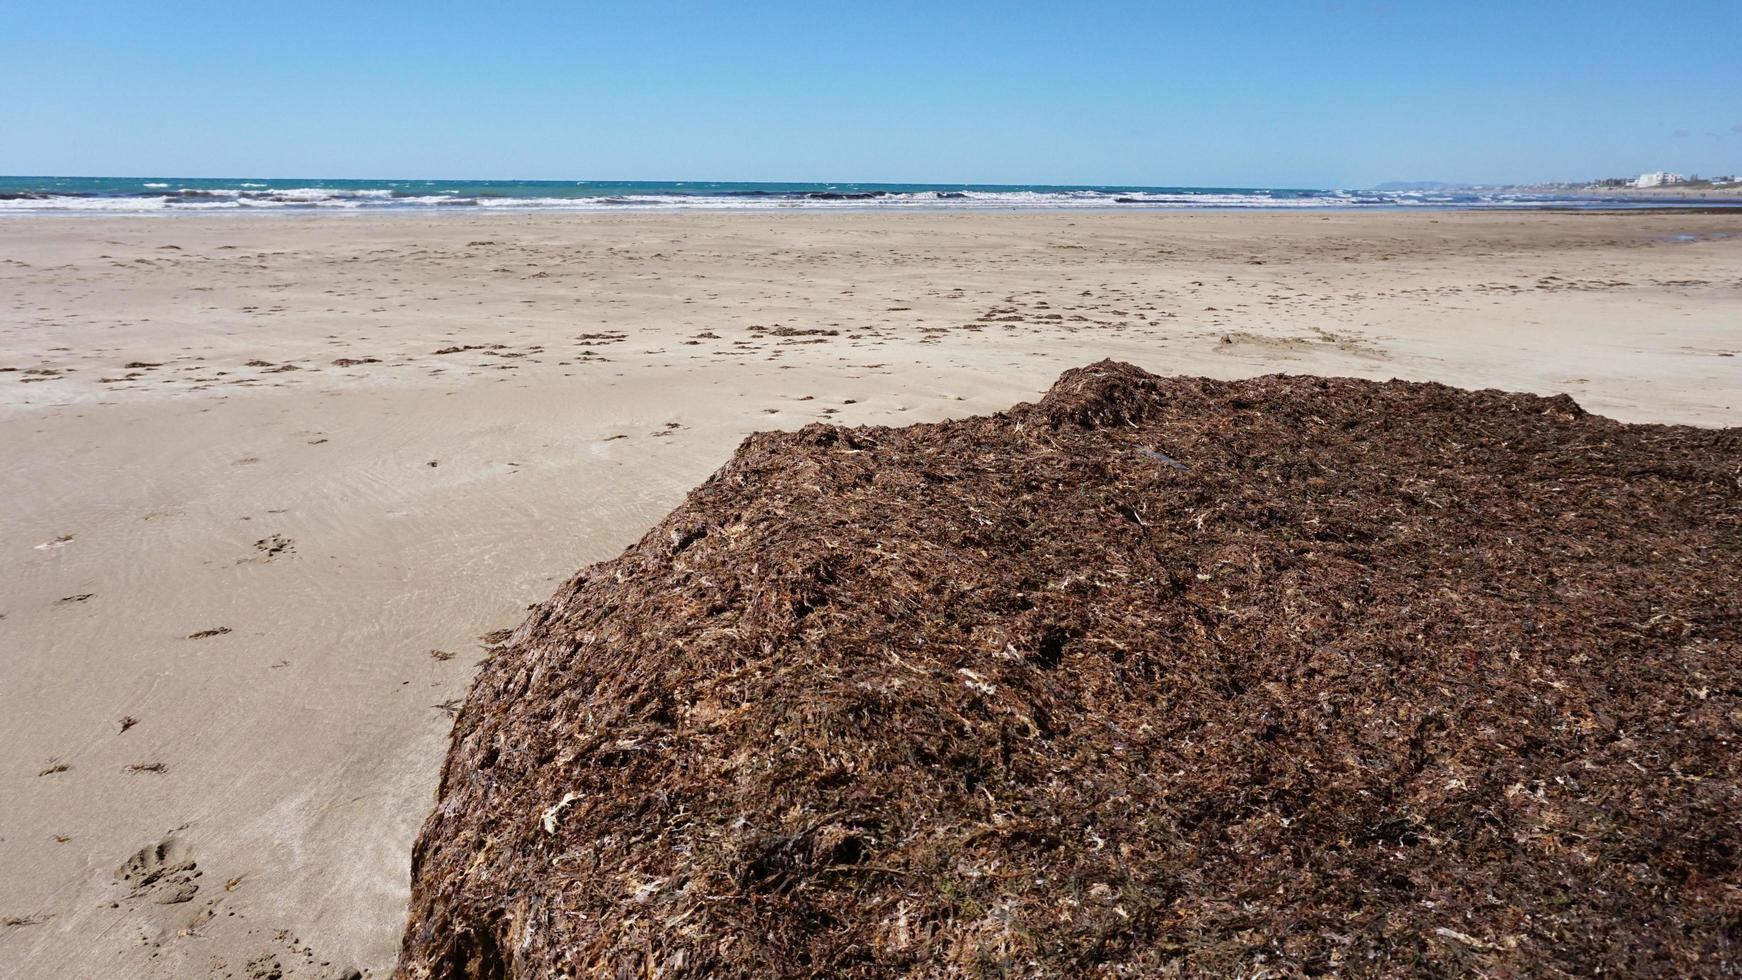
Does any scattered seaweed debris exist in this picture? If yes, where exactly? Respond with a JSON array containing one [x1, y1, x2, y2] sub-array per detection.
[[252, 535, 294, 561], [398, 361, 1741, 978]]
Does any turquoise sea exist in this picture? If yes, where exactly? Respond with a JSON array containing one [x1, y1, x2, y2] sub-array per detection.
[[0, 176, 1720, 213]]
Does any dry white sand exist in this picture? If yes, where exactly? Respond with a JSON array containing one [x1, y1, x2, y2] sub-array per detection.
[[2, 209, 1738, 978]]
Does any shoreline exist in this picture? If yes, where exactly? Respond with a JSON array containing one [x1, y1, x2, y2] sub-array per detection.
[[7, 175, 1741, 217], [5, 199, 1741, 218]]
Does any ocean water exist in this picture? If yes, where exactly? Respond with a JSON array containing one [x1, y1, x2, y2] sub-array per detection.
[[0, 176, 1714, 213]]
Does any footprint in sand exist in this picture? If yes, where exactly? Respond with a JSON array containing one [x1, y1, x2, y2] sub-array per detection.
[[244, 535, 294, 563], [116, 835, 200, 905]]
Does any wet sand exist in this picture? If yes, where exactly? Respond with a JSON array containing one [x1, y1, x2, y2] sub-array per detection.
[[2, 209, 1739, 978]]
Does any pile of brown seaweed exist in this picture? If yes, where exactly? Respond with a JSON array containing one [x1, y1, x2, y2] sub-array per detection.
[[399, 362, 1741, 978]]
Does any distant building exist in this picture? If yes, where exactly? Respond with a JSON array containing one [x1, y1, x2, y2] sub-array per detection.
[[1634, 171, 1686, 188]]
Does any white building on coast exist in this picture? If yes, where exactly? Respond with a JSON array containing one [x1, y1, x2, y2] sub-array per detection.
[[1634, 171, 1686, 188]]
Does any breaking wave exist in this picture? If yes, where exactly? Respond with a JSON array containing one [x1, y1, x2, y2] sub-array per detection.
[[0, 178, 1720, 214]]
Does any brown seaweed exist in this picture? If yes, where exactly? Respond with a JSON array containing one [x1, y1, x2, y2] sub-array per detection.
[[399, 361, 1741, 978]]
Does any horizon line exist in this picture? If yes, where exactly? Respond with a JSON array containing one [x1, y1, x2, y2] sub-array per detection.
[[1, 173, 1604, 190]]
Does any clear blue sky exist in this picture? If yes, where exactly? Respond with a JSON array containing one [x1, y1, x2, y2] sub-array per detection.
[[3, 0, 1738, 187]]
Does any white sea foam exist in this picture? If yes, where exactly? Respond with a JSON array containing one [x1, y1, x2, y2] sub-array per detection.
[[0, 195, 171, 211], [0, 186, 1683, 214]]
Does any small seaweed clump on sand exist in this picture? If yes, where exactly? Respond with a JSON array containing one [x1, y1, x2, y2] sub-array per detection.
[[398, 361, 1741, 978]]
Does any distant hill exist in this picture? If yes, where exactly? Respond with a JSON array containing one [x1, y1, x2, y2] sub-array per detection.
[[1372, 180, 1458, 191]]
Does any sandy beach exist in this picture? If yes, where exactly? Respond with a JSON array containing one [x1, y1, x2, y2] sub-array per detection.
[[2, 209, 1739, 979]]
